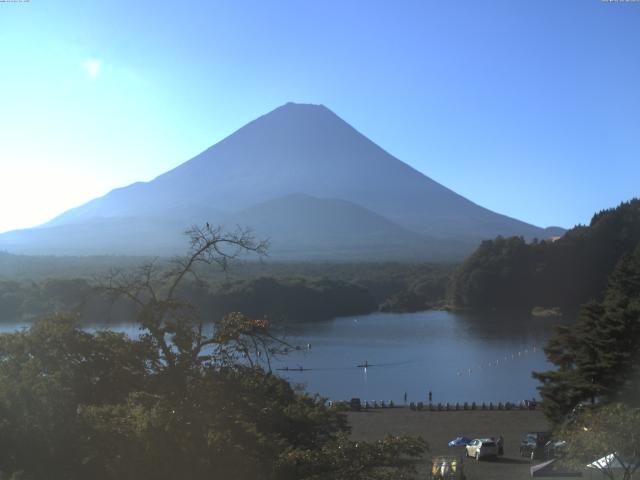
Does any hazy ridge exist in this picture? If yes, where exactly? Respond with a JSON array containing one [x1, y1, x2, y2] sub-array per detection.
[[0, 103, 564, 259]]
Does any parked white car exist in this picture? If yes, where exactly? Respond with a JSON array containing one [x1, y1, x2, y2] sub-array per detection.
[[465, 438, 498, 460]]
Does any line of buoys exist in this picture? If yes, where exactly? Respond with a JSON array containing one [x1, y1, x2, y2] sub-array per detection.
[[458, 344, 540, 377]]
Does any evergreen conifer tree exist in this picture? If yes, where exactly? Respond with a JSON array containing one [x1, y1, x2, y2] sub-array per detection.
[[534, 243, 640, 423]]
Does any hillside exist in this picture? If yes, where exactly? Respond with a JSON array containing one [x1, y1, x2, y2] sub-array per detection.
[[224, 193, 473, 260], [448, 198, 640, 310]]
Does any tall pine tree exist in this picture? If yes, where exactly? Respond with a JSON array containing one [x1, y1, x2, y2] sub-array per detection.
[[534, 243, 640, 423]]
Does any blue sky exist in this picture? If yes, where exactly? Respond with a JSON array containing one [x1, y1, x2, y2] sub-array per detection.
[[1, 0, 639, 233]]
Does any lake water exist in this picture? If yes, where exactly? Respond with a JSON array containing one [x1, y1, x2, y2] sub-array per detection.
[[0, 310, 563, 405]]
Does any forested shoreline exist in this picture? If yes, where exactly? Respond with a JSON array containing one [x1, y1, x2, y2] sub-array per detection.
[[0, 255, 453, 323], [3, 199, 639, 323], [448, 199, 640, 312]]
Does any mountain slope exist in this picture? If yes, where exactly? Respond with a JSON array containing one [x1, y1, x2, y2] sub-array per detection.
[[223, 193, 470, 260], [0, 194, 470, 259], [0, 102, 563, 259]]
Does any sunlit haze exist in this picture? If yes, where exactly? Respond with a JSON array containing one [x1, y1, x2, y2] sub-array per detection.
[[1, 0, 639, 233]]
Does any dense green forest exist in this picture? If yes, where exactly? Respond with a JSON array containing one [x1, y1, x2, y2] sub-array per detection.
[[532, 242, 640, 480], [534, 242, 640, 422], [198, 277, 376, 322], [0, 276, 375, 324], [448, 199, 640, 311], [379, 273, 449, 312], [0, 255, 453, 323], [0, 251, 147, 281]]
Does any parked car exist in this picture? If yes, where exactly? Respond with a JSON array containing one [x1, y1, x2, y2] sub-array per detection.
[[349, 397, 362, 411], [519, 431, 551, 460], [465, 438, 498, 460], [448, 436, 473, 447]]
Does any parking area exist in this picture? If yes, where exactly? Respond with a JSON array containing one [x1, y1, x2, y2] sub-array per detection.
[[347, 407, 551, 480]]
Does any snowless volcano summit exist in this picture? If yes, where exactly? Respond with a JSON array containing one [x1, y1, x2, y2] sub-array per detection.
[[0, 103, 562, 259]]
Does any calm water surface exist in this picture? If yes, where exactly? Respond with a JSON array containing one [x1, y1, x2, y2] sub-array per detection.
[[0, 310, 564, 404], [271, 310, 563, 404]]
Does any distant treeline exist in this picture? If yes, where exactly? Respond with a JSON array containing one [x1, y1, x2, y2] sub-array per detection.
[[448, 198, 640, 311], [379, 273, 449, 312], [0, 278, 94, 321], [184, 277, 376, 322], [0, 252, 148, 281], [0, 277, 376, 324], [4, 199, 639, 320], [0, 278, 137, 323], [0, 260, 454, 323]]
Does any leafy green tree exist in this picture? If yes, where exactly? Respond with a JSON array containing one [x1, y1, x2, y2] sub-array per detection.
[[559, 403, 640, 480], [0, 314, 149, 479], [276, 433, 426, 480]]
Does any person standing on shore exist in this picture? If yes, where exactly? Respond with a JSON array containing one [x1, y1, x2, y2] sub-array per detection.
[[404, 392, 407, 404], [428, 391, 432, 404], [497, 435, 504, 456]]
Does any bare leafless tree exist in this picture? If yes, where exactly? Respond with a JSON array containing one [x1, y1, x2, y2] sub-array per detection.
[[97, 224, 291, 372]]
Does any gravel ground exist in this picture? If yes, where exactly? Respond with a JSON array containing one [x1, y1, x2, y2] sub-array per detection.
[[347, 407, 551, 480]]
